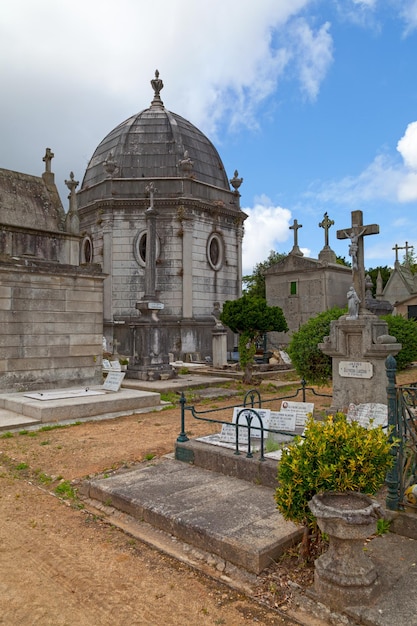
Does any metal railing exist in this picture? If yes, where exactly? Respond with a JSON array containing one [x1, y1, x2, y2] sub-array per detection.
[[177, 380, 332, 461], [386, 355, 417, 511]]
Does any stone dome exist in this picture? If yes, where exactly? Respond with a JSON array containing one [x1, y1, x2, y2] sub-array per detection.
[[81, 71, 230, 192]]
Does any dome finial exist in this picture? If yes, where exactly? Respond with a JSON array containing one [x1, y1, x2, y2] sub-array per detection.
[[150, 70, 164, 108]]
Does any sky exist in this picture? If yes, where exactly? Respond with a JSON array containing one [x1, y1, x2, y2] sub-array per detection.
[[1, 0, 417, 276]]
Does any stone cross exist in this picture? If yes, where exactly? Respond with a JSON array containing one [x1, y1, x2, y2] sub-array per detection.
[[392, 243, 405, 263], [289, 219, 303, 256], [319, 212, 334, 248], [42, 148, 54, 173], [337, 210, 379, 314], [404, 241, 414, 264]]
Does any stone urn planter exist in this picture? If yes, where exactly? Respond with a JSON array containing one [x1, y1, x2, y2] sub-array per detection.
[[308, 491, 382, 610]]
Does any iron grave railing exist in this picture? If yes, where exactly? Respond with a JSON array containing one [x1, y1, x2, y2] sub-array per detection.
[[177, 380, 332, 461], [386, 355, 417, 511]]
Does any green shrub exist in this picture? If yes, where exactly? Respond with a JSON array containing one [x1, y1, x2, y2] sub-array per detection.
[[287, 307, 346, 384], [382, 315, 417, 371], [275, 413, 394, 528]]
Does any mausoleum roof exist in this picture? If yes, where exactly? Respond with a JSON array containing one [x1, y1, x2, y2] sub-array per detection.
[[81, 71, 230, 193]]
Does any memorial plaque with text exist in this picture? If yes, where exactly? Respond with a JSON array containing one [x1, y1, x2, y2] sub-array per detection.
[[339, 361, 373, 379], [103, 371, 125, 392], [279, 401, 314, 428]]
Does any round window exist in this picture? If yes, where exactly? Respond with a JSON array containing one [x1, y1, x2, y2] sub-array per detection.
[[134, 230, 160, 267], [81, 236, 93, 263], [207, 233, 224, 271]]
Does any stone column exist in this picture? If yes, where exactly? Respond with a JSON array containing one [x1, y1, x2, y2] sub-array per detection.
[[102, 217, 113, 324], [182, 220, 193, 318]]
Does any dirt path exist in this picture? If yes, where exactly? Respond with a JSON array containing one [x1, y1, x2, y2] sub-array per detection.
[[1, 370, 415, 625], [0, 390, 298, 626]]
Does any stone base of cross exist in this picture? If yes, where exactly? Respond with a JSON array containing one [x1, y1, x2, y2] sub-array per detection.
[[336, 210, 379, 315]]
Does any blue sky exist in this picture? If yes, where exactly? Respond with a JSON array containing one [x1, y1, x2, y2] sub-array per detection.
[[1, 0, 417, 275]]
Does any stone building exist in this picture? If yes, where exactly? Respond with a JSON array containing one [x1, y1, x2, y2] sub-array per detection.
[[265, 214, 352, 345], [380, 243, 417, 319], [77, 71, 246, 377], [0, 153, 104, 392]]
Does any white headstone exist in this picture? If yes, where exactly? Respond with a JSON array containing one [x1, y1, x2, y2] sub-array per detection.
[[232, 407, 271, 438], [219, 424, 249, 444], [102, 371, 125, 392], [279, 401, 314, 428], [347, 402, 387, 429]]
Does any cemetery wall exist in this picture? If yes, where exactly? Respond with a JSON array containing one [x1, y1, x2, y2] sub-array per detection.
[[0, 261, 104, 392]]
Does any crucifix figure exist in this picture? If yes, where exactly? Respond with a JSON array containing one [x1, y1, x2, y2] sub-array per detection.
[[42, 148, 54, 174], [319, 212, 334, 248], [289, 218, 303, 256], [337, 210, 379, 315]]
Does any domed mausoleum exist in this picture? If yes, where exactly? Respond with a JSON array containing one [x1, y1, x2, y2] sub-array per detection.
[[77, 71, 246, 378]]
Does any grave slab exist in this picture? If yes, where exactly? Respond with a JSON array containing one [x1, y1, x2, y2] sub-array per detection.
[[81, 457, 301, 574]]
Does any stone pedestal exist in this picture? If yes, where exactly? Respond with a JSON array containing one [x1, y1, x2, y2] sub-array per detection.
[[309, 492, 381, 610], [126, 301, 176, 381], [319, 313, 401, 410], [212, 323, 227, 368]]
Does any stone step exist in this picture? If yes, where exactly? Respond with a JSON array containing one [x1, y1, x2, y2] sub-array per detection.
[[175, 438, 279, 488], [0, 409, 40, 432], [80, 457, 302, 575]]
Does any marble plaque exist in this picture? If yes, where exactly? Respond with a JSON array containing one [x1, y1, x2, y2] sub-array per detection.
[[102, 371, 125, 392], [347, 402, 387, 429], [339, 361, 373, 379], [232, 407, 271, 438], [279, 401, 314, 428]]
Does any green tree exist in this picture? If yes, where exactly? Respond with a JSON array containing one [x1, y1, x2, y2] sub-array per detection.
[[382, 315, 417, 370], [402, 249, 417, 274], [220, 295, 288, 384], [242, 250, 287, 299], [335, 255, 351, 267], [366, 266, 391, 296], [287, 307, 346, 385]]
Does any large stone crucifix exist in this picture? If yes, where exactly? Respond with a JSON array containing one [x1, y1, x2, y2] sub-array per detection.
[[337, 210, 379, 315]]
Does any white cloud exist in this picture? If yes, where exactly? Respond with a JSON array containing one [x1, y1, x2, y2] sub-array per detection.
[[397, 121, 417, 201], [400, 0, 417, 35], [397, 121, 417, 169], [286, 19, 333, 101], [307, 153, 402, 205], [306, 120, 417, 206], [241, 196, 292, 274]]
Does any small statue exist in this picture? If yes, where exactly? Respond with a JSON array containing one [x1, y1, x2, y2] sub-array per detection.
[[347, 286, 360, 319]]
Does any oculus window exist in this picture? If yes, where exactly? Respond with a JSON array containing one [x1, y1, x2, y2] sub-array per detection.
[[134, 230, 161, 267], [207, 232, 224, 271]]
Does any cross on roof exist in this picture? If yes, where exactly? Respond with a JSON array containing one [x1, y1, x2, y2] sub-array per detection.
[[337, 210, 379, 315], [42, 148, 54, 174], [289, 219, 303, 256], [319, 212, 334, 248]]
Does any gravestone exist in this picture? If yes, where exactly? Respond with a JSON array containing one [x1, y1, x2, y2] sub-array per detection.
[[319, 210, 401, 409]]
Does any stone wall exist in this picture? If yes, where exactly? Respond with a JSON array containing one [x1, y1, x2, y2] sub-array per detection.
[[0, 260, 104, 392]]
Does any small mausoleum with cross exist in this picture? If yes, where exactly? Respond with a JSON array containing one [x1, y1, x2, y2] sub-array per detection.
[[265, 212, 352, 344]]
